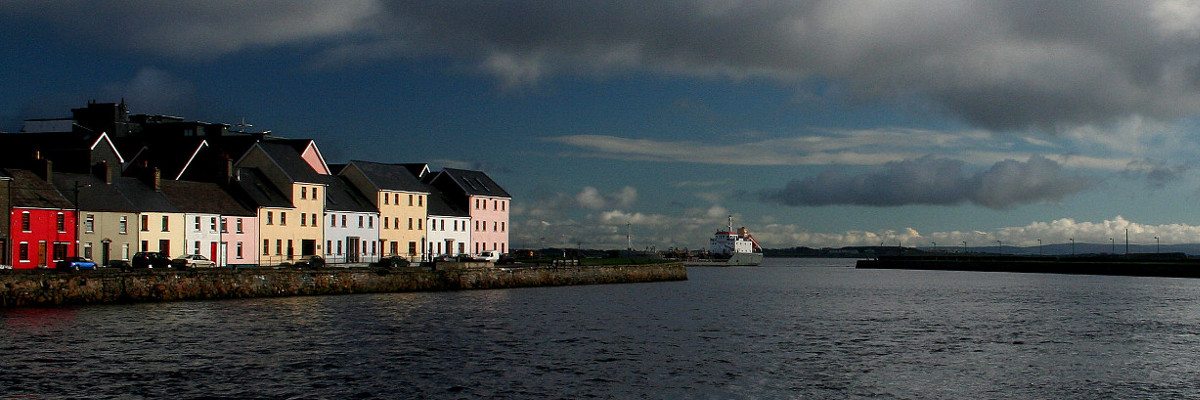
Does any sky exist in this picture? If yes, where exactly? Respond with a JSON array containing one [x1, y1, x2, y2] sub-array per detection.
[[5, 1, 1200, 252]]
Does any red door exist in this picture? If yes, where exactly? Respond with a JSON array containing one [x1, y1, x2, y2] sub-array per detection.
[[210, 242, 218, 264]]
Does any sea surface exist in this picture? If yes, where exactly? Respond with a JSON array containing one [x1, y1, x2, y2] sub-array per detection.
[[5, 258, 1200, 399]]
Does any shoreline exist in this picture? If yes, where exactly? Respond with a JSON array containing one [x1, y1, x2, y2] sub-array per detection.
[[0, 262, 688, 307]]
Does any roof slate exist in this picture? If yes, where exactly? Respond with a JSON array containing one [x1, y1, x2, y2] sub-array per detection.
[[437, 168, 511, 198], [257, 142, 325, 184], [228, 167, 292, 209], [347, 160, 429, 193], [6, 169, 73, 209], [319, 175, 376, 213], [159, 179, 256, 216]]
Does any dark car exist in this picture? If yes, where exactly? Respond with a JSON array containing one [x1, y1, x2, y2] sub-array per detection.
[[131, 252, 171, 269], [294, 255, 325, 269], [56, 257, 98, 270]]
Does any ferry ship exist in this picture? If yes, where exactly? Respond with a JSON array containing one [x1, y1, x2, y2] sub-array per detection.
[[684, 216, 764, 266]]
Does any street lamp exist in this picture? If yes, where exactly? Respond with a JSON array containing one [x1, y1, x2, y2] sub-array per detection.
[[1110, 237, 1115, 254], [996, 240, 1002, 255], [1070, 238, 1075, 255], [1155, 236, 1160, 254], [1037, 239, 1042, 255]]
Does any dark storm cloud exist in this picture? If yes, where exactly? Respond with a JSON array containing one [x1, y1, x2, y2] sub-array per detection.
[[1122, 158, 1190, 188], [760, 155, 1094, 209], [6, 1, 1200, 130]]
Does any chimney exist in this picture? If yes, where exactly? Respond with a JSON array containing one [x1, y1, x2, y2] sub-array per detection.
[[141, 167, 161, 191], [224, 157, 234, 185], [93, 161, 113, 184], [38, 159, 53, 183], [153, 167, 161, 192]]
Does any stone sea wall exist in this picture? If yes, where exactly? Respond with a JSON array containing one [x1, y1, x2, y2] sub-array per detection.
[[0, 263, 688, 307]]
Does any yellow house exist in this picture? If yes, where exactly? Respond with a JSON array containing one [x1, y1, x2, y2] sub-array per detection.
[[339, 161, 430, 261], [234, 142, 328, 265]]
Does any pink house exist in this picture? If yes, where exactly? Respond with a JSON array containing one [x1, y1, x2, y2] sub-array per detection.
[[428, 168, 510, 255]]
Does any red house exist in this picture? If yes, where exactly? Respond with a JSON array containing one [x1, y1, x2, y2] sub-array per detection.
[[6, 168, 76, 269]]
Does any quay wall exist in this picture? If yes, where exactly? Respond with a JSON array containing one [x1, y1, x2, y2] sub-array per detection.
[[0, 263, 688, 307]]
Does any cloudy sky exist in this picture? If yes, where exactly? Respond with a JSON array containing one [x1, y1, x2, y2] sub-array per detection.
[[5, 1, 1200, 251]]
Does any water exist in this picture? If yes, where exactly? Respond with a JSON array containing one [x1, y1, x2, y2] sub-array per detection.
[[6, 258, 1200, 399]]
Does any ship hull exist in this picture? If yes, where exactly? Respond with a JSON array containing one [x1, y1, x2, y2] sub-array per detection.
[[684, 252, 764, 267]]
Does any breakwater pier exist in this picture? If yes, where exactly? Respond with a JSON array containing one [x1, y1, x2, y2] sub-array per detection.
[[856, 253, 1200, 278], [0, 262, 687, 307]]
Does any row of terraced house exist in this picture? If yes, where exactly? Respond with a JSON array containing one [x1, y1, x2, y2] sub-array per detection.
[[0, 101, 510, 269]]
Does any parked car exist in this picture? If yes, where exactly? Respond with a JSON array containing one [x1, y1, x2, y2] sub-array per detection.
[[56, 257, 98, 270], [131, 252, 171, 268], [474, 251, 501, 262], [172, 254, 216, 268], [294, 255, 325, 269], [105, 259, 132, 270]]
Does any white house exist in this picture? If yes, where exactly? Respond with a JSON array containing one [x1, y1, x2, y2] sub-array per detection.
[[321, 175, 380, 264], [426, 187, 471, 258]]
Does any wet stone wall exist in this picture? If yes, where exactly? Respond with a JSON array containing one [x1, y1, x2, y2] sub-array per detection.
[[0, 263, 688, 307]]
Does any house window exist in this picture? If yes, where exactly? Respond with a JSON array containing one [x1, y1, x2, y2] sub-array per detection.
[[337, 240, 342, 255], [312, 187, 318, 199], [419, 196, 423, 207], [194, 216, 201, 231], [266, 211, 273, 225], [409, 195, 413, 206], [383, 217, 388, 230], [236, 242, 243, 259], [408, 242, 417, 257], [384, 194, 388, 205], [56, 212, 65, 232], [394, 193, 399, 205], [311, 213, 317, 227], [393, 218, 399, 230], [221, 218, 228, 233], [358, 215, 364, 228], [408, 218, 413, 230], [194, 241, 201, 255], [141, 215, 148, 231], [301, 187, 307, 200], [368, 216, 373, 229], [276, 240, 282, 255], [84, 243, 93, 259], [300, 213, 307, 227], [85, 214, 94, 233], [236, 218, 244, 234], [330, 214, 336, 227], [122, 244, 129, 260], [280, 212, 286, 226], [371, 241, 376, 255], [501, 201, 506, 211], [52, 242, 68, 260], [18, 242, 28, 261], [119, 216, 128, 234], [341, 215, 346, 228], [501, 222, 505, 232], [141, 240, 148, 252], [327, 240, 332, 255], [161, 216, 169, 232], [210, 217, 217, 232], [263, 239, 269, 255]]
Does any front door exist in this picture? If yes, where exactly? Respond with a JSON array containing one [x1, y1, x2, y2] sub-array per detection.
[[300, 240, 315, 256], [346, 237, 360, 263], [37, 241, 46, 267], [210, 242, 218, 262], [102, 241, 111, 265]]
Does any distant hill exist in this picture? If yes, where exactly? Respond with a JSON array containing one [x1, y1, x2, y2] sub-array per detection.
[[764, 244, 1200, 258]]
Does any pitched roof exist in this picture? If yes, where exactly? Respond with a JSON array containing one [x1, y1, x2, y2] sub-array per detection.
[[319, 175, 376, 213], [51, 172, 138, 212], [112, 177, 179, 213], [0, 132, 124, 172], [228, 167, 292, 208], [426, 185, 470, 218], [6, 168, 73, 209], [436, 168, 511, 198], [253, 142, 326, 184], [346, 160, 429, 193], [159, 179, 256, 216]]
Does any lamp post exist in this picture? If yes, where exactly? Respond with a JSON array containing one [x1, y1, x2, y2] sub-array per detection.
[[1110, 237, 1115, 254], [1037, 239, 1042, 255], [996, 240, 1002, 255], [1155, 236, 1160, 254], [1070, 238, 1075, 255], [962, 241, 968, 253]]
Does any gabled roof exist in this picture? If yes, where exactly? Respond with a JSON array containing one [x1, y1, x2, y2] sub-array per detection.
[[319, 175, 376, 213], [426, 185, 470, 218], [279, 139, 330, 175], [0, 131, 124, 172], [345, 160, 430, 193], [117, 137, 207, 180], [240, 142, 326, 184], [159, 179, 256, 217], [228, 167, 292, 209], [435, 168, 511, 198], [5, 169, 73, 209]]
